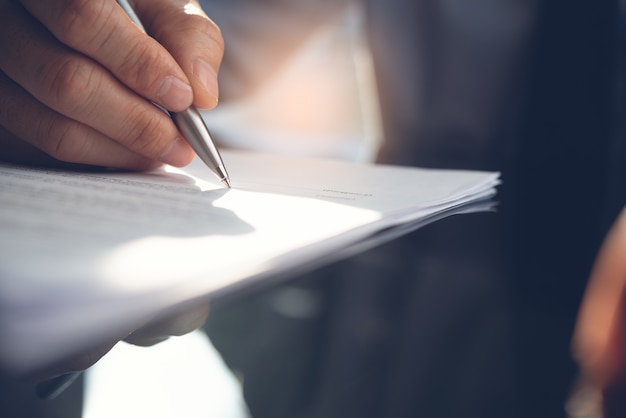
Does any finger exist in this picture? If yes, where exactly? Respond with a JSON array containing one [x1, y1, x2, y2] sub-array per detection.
[[25, 339, 119, 383], [0, 70, 160, 169], [0, 125, 68, 167], [573, 208, 626, 388], [0, 3, 195, 167], [135, 0, 223, 109], [19, 0, 194, 112], [124, 303, 210, 346]]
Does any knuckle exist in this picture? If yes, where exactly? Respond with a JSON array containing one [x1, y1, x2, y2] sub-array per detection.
[[154, 13, 224, 51], [189, 13, 222, 36], [188, 16, 224, 50], [117, 41, 168, 93], [44, 120, 83, 162], [55, 0, 108, 46], [123, 108, 169, 158], [52, 136, 85, 163], [41, 117, 98, 164], [46, 57, 97, 115]]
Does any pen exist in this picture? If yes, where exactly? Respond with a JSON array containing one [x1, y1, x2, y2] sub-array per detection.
[[116, 0, 231, 188]]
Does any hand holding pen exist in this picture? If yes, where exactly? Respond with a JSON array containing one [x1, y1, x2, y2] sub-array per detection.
[[0, 0, 225, 400], [0, 0, 225, 175]]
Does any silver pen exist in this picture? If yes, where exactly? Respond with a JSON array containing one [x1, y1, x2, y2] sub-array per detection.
[[116, 0, 231, 188]]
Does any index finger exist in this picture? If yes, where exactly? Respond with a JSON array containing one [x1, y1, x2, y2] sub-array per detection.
[[135, 0, 223, 109], [19, 0, 195, 112]]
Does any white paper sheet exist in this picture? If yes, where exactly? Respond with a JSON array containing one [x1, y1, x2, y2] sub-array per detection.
[[0, 150, 499, 371]]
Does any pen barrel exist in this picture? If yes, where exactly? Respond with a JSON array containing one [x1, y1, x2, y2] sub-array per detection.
[[117, 0, 145, 30], [171, 109, 227, 179]]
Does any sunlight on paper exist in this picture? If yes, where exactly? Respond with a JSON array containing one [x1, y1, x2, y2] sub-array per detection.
[[96, 188, 380, 294]]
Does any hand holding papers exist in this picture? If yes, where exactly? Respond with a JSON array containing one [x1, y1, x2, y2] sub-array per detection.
[[0, 150, 499, 372]]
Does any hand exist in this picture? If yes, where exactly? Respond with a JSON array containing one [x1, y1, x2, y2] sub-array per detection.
[[28, 303, 211, 385], [573, 207, 626, 416], [0, 0, 223, 169]]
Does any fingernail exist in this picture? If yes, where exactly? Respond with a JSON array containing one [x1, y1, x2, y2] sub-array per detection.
[[160, 137, 194, 167], [157, 76, 193, 111], [193, 58, 219, 106]]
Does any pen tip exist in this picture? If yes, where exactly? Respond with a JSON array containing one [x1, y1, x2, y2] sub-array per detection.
[[222, 177, 231, 188]]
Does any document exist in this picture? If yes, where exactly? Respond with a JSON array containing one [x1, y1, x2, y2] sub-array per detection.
[[0, 150, 499, 372]]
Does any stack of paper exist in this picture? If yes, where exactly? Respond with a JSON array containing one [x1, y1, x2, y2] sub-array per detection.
[[0, 150, 499, 372]]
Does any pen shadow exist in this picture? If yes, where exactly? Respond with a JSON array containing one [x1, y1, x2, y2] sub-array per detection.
[[78, 169, 255, 240], [1, 162, 255, 262]]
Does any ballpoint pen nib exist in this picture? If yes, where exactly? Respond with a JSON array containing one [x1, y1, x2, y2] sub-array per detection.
[[222, 177, 232, 188]]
